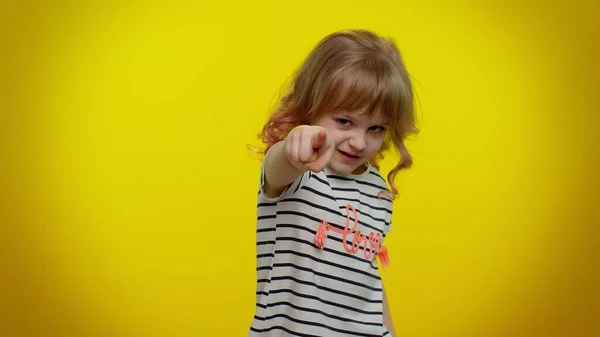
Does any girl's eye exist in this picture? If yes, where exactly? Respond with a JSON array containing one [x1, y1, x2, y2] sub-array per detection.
[[335, 118, 352, 127], [370, 126, 386, 133]]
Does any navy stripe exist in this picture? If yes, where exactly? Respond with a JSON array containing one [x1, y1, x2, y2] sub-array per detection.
[[256, 266, 272, 271], [311, 176, 392, 203], [275, 249, 380, 280], [256, 261, 273, 269], [258, 288, 382, 315], [256, 228, 275, 233], [332, 187, 392, 202], [250, 325, 321, 337], [277, 210, 383, 235], [273, 262, 382, 291], [302, 186, 392, 214], [257, 240, 275, 246], [267, 275, 382, 303], [339, 205, 389, 225], [280, 198, 384, 233], [327, 174, 388, 190], [369, 170, 386, 183], [301, 185, 336, 201], [293, 176, 303, 194], [309, 173, 332, 188], [257, 215, 276, 220], [257, 253, 274, 258], [253, 313, 382, 337], [276, 234, 379, 270], [257, 202, 276, 207], [336, 196, 392, 214], [256, 301, 383, 327]]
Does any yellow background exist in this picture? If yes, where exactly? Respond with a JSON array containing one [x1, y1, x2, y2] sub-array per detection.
[[1, 1, 598, 336]]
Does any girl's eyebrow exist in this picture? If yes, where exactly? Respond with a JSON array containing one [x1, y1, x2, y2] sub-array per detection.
[[335, 111, 387, 125], [334, 113, 355, 121], [369, 118, 389, 126]]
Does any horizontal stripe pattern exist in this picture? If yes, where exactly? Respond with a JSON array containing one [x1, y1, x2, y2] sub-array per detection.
[[250, 163, 393, 337]]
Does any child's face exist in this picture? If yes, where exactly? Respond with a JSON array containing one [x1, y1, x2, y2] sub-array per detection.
[[310, 108, 388, 175]]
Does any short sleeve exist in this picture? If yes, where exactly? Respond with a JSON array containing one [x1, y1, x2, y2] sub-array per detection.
[[376, 200, 393, 268], [258, 146, 308, 203], [379, 186, 394, 240], [383, 204, 393, 238]]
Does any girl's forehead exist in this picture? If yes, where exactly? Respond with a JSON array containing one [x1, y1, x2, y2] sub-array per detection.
[[332, 108, 389, 124]]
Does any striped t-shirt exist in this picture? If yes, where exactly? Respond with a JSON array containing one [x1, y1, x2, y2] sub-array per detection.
[[248, 159, 394, 337]]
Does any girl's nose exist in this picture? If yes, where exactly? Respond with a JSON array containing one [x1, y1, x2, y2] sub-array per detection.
[[349, 134, 366, 151]]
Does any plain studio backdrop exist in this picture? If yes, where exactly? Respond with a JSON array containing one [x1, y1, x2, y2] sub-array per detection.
[[1, 1, 598, 337]]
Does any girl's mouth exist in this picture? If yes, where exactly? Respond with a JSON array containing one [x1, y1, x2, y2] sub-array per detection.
[[338, 150, 360, 161]]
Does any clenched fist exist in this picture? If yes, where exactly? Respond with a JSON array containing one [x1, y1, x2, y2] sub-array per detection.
[[285, 125, 336, 173]]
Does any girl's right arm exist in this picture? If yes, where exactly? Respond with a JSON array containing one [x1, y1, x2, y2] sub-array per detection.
[[263, 125, 335, 199], [262, 140, 305, 198]]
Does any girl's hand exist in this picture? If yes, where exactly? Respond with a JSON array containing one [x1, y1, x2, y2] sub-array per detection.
[[285, 125, 335, 173]]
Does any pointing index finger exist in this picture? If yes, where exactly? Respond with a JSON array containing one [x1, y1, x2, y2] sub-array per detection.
[[311, 129, 327, 148]]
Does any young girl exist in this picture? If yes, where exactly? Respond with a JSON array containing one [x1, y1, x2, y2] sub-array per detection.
[[249, 29, 418, 337]]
